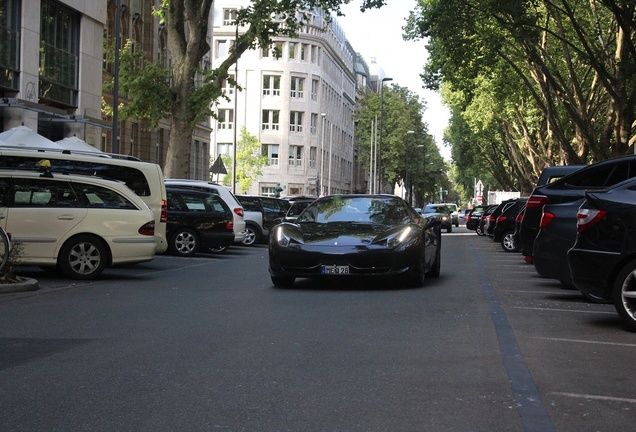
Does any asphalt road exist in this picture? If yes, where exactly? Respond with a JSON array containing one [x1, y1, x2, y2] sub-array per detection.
[[1, 227, 634, 431]]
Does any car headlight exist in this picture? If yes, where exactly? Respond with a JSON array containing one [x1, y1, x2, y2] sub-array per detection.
[[386, 226, 416, 250], [275, 226, 291, 247]]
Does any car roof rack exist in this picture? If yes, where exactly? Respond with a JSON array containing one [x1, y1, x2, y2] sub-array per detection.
[[0, 145, 142, 161]]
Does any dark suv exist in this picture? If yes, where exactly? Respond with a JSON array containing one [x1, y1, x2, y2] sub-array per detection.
[[236, 195, 290, 245], [518, 156, 636, 261], [492, 198, 527, 252]]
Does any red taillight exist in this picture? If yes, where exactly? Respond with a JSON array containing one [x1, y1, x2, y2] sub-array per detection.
[[234, 207, 244, 218], [497, 216, 507, 223], [226, 221, 234, 232], [160, 199, 168, 222], [576, 209, 607, 232], [515, 212, 524, 223], [526, 195, 549, 209], [539, 211, 555, 229], [489, 214, 495, 222], [139, 221, 155, 236]]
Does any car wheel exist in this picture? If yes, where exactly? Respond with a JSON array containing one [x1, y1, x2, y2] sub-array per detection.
[[271, 275, 295, 288], [171, 228, 199, 257], [406, 251, 426, 287], [446, 225, 452, 233], [500, 231, 517, 252], [208, 245, 229, 253], [476, 225, 485, 236], [242, 225, 258, 246], [58, 235, 108, 280], [612, 259, 636, 332]]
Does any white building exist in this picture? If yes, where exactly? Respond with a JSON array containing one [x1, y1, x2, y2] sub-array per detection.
[[211, 2, 358, 197]]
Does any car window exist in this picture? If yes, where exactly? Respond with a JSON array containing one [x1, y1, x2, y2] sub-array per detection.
[[12, 179, 79, 207], [300, 197, 408, 225], [73, 183, 138, 209], [238, 197, 261, 212]]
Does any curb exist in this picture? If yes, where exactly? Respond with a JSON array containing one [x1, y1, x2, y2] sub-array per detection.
[[0, 277, 39, 294]]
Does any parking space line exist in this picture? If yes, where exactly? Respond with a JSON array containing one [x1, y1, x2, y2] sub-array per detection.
[[552, 392, 636, 404], [512, 306, 615, 314], [535, 337, 636, 348]]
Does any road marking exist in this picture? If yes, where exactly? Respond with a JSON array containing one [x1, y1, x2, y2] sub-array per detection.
[[472, 243, 556, 432], [534, 337, 636, 348], [552, 392, 636, 404], [512, 306, 615, 314]]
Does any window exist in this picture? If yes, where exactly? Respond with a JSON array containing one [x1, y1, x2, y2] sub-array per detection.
[[290, 77, 304, 98], [309, 147, 317, 169], [289, 111, 303, 133], [311, 79, 319, 101], [222, 74, 235, 96], [262, 144, 279, 166], [289, 42, 296, 59], [263, 75, 281, 96], [289, 146, 302, 167], [262, 110, 280, 131], [310, 113, 318, 135], [217, 143, 233, 156], [218, 109, 234, 130], [39, 0, 80, 107], [76, 183, 137, 209], [300, 44, 307, 61], [223, 8, 237, 25], [0, 0, 20, 90], [216, 40, 228, 58]]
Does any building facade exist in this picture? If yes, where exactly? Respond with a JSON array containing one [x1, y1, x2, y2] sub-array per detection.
[[211, 1, 359, 197]]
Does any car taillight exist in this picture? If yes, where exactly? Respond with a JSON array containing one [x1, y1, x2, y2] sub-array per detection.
[[226, 221, 234, 232], [539, 211, 555, 229], [497, 216, 507, 223], [515, 212, 523, 223], [576, 209, 607, 232], [234, 207, 244, 218], [160, 199, 168, 222], [526, 195, 549, 209], [139, 221, 155, 236], [489, 214, 495, 222]]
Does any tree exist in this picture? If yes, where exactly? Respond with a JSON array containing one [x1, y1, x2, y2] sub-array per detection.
[[235, 127, 268, 194], [110, 0, 386, 178]]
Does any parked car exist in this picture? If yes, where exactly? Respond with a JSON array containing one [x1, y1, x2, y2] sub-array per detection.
[[269, 194, 441, 288], [485, 200, 515, 237], [532, 198, 584, 288], [0, 167, 157, 279], [165, 187, 235, 256], [236, 195, 290, 245], [492, 198, 527, 252], [512, 203, 526, 257], [441, 203, 460, 227], [422, 203, 453, 232], [0, 146, 169, 253], [568, 177, 636, 331], [278, 197, 316, 224], [164, 179, 246, 247], [517, 160, 630, 262], [466, 205, 488, 231], [460, 208, 471, 223], [476, 205, 498, 236]]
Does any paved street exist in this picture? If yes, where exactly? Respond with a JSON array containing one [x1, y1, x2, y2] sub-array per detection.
[[1, 228, 634, 431]]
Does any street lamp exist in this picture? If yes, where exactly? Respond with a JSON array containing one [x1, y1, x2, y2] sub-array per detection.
[[404, 130, 414, 201], [319, 113, 326, 196], [378, 77, 392, 193]]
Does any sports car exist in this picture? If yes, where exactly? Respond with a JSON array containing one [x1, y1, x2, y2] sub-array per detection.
[[268, 194, 442, 288]]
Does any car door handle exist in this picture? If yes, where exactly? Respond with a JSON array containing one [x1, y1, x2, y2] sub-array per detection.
[[58, 215, 76, 220]]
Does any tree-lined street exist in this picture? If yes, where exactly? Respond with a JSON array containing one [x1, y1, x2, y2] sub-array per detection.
[[1, 230, 634, 431]]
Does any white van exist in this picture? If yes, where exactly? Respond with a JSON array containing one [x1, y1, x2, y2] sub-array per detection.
[[0, 147, 168, 252]]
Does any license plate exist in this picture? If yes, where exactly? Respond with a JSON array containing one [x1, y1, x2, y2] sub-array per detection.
[[322, 265, 350, 275]]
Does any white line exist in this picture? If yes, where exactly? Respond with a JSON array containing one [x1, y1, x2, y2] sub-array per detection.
[[552, 392, 636, 404], [512, 306, 615, 314], [535, 336, 636, 347]]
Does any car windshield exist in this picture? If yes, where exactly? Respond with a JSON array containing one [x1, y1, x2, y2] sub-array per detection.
[[297, 196, 411, 225], [423, 205, 448, 214], [287, 201, 312, 217]]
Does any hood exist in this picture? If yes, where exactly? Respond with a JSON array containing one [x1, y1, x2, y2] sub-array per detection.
[[289, 222, 407, 246]]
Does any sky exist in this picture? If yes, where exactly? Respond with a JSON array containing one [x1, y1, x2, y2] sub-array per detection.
[[336, 0, 451, 160]]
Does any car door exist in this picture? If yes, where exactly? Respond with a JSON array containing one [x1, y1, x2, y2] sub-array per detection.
[[6, 178, 87, 260], [260, 198, 289, 233]]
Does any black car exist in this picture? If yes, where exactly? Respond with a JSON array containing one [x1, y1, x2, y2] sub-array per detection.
[[485, 200, 516, 237], [518, 157, 636, 262], [278, 198, 316, 223], [165, 187, 235, 256], [236, 195, 290, 245], [476, 205, 498, 236], [567, 177, 636, 331], [492, 198, 527, 252], [532, 198, 584, 288], [422, 203, 453, 232], [268, 194, 442, 288], [466, 205, 488, 231]]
